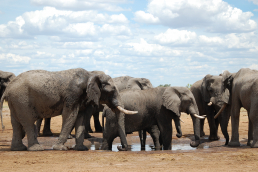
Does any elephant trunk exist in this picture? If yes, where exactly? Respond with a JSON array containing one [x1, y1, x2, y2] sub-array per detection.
[[190, 116, 201, 147], [214, 103, 227, 119]]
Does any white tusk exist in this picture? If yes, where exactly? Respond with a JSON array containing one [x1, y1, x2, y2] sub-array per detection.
[[193, 114, 206, 119], [117, 106, 138, 115], [214, 103, 227, 119], [208, 102, 212, 106], [180, 119, 184, 123]]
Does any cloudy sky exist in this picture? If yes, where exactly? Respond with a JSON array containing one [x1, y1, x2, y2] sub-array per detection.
[[0, 0, 258, 86]]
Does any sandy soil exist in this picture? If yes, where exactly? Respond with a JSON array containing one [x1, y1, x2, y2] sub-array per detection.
[[0, 102, 257, 172]]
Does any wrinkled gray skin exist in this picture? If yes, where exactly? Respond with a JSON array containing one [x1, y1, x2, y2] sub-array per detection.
[[36, 71, 105, 137], [101, 86, 201, 151], [209, 68, 258, 147], [0, 68, 129, 151], [191, 75, 230, 145], [36, 75, 153, 137]]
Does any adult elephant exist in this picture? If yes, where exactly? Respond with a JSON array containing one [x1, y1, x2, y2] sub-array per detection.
[[36, 70, 105, 137], [0, 68, 137, 151], [101, 86, 205, 151], [191, 75, 231, 145], [211, 68, 258, 148]]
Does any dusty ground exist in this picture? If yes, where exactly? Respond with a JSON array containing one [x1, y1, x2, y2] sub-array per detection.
[[0, 102, 257, 172]]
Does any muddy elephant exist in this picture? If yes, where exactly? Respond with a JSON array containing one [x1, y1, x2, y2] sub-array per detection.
[[211, 68, 258, 148], [101, 86, 205, 151], [0, 68, 136, 151], [191, 75, 231, 145]]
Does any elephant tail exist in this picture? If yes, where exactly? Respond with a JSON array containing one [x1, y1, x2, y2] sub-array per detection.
[[0, 91, 6, 131]]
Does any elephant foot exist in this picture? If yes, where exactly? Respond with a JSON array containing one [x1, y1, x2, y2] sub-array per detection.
[[53, 144, 68, 150], [84, 133, 92, 139], [200, 131, 205, 137], [247, 140, 253, 146], [176, 133, 182, 138], [228, 141, 240, 147], [42, 130, 53, 136], [190, 140, 200, 147], [250, 141, 258, 148], [67, 134, 74, 139], [209, 135, 220, 141], [28, 144, 44, 151], [88, 128, 93, 133], [73, 144, 89, 151], [117, 145, 128, 151], [11, 144, 27, 151]]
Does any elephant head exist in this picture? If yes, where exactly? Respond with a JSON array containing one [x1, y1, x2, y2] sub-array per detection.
[[126, 78, 153, 90], [0, 70, 16, 98], [162, 87, 204, 147]]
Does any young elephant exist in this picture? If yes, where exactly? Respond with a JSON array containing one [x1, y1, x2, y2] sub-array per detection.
[[0, 68, 136, 151], [101, 86, 205, 151]]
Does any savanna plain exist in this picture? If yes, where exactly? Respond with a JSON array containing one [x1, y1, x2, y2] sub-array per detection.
[[0, 102, 257, 172]]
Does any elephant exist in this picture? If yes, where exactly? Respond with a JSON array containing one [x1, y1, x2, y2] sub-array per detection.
[[210, 68, 258, 148], [0, 70, 16, 98], [101, 86, 205, 151], [0, 68, 137, 151], [36, 71, 105, 137], [36, 74, 153, 137], [191, 75, 231, 145]]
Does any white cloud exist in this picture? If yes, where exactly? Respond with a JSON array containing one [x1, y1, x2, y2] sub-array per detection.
[[155, 29, 197, 44], [31, 0, 128, 11], [249, 0, 258, 5], [0, 7, 130, 39], [134, 0, 257, 33], [249, 64, 258, 70], [134, 11, 160, 24], [0, 53, 31, 63]]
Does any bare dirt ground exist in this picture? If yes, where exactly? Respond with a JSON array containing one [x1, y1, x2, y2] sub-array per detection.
[[0, 102, 257, 172]]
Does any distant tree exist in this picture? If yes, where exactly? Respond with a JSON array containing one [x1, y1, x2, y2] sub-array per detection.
[[158, 84, 171, 87], [186, 83, 192, 89]]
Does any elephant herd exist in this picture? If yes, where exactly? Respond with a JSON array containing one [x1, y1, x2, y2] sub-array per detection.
[[0, 67, 257, 151]]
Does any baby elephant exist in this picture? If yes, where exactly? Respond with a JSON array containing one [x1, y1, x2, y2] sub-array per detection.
[[101, 86, 205, 151]]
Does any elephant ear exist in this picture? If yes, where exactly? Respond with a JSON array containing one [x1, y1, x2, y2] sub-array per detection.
[[86, 75, 102, 107], [126, 78, 143, 90], [221, 70, 233, 104], [201, 74, 212, 103], [162, 87, 181, 117]]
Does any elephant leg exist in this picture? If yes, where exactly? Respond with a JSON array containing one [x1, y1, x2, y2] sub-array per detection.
[[36, 118, 43, 136], [53, 106, 79, 150], [73, 111, 88, 151], [84, 107, 94, 139], [93, 111, 102, 132], [138, 130, 146, 150], [147, 125, 161, 150], [228, 101, 241, 147], [42, 118, 53, 136], [24, 122, 44, 151], [200, 119, 205, 137], [11, 115, 27, 151], [156, 116, 172, 150], [247, 115, 253, 146], [206, 109, 219, 141], [249, 107, 258, 148]]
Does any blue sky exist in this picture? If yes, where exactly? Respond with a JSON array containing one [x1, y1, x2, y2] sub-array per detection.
[[0, 0, 258, 87]]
